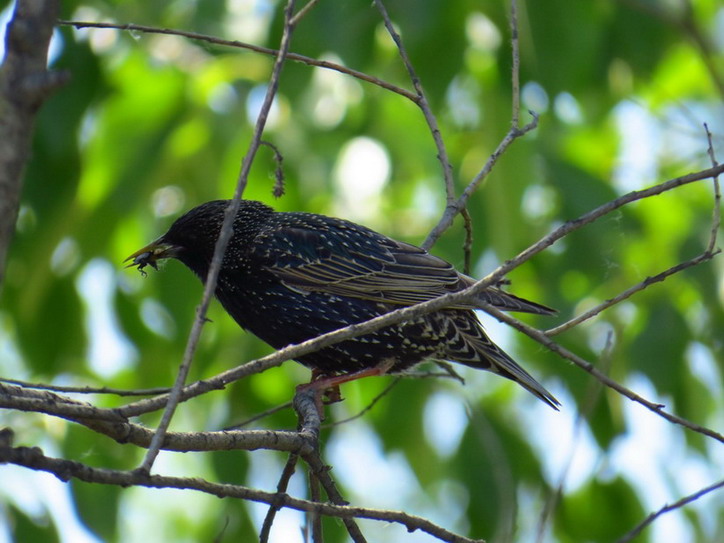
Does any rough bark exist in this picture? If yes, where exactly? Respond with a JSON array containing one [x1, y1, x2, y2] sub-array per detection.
[[0, 0, 65, 286]]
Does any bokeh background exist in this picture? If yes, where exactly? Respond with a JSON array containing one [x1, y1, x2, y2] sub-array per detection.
[[1, 1, 723, 542]]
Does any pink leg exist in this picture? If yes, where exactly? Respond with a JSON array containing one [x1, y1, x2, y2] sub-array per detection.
[[297, 360, 396, 417]]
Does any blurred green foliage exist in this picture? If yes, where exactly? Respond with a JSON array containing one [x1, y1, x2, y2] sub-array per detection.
[[1, 1, 723, 542]]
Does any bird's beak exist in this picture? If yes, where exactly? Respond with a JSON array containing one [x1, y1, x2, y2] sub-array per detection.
[[124, 239, 179, 274]]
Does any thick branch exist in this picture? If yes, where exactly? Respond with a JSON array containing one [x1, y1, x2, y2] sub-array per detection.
[[0, 441, 484, 543], [0, 0, 67, 285]]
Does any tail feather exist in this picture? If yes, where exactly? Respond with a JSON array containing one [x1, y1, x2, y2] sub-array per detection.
[[476, 342, 560, 410], [478, 288, 557, 316], [441, 311, 560, 409], [458, 275, 556, 315]]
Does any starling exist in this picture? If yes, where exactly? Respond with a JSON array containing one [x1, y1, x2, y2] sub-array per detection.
[[126, 200, 559, 409]]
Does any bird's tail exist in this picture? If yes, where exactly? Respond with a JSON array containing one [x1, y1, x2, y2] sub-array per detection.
[[473, 341, 560, 410], [442, 312, 560, 410], [476, 287, 557, 315], [457, 275, 556, 315]]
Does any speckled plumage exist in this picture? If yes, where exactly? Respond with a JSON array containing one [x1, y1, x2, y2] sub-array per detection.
[[128, 199, 559, 409]]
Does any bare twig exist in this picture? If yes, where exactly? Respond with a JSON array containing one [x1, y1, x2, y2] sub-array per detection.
[[57, 20, 419, 102], [260, 453, 301, 543], [615, 479, 724, 543], [224, 401, 293, 430], [423, 111, 540, 250], [545, 250, 719, 336], [704, 123, 721, 254], [293, 388, 368, 542], [290, 0, 321, 27], [0, 377, 171, 396], [479, 303, 724, 443], [140, 0, 299, 473], [509, 0, 521, 128], [324, 377, 402, 428], [0, 382, 315, 455], [422, 3, 533, 250], [548, 125, 721, 337], [308, 470, 323, 543], [373, 0, 456, 209]]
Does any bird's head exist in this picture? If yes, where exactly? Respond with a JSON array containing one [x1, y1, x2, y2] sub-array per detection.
[[124, 199, 274, 278]]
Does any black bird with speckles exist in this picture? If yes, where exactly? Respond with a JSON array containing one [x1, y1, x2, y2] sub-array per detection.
[[127, 200, 559, 409]]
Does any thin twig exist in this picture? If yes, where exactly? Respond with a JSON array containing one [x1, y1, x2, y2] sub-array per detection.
[[308, 464, 323, 543], [139, 0, 299, 474], [461, 207, 474, 275], [293, 388, 368, 542], [545, 251, 719, 336], [479, 303, 724, 443], [302, 452, 369, 543], [509, 0, 521, 128], [548, 125, 721, 336], [224, 401, 293, 430], [57, 20, 419, 103], [615, 479, 724, 543], [423, 112, 539, 250], [373, 0, 456, 208], [260, 453, 300, 543], [290, 0, 321, 27], [323, 377, 402, 428], [429, 361, 466, 384], [422, 3, 533, 250], [704, 123, 721, 254], [0, 377, 170, 396]]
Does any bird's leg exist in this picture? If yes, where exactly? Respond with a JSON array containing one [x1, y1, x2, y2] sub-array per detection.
[[297, 359, 396, 418], [312, 359, 396, 391]]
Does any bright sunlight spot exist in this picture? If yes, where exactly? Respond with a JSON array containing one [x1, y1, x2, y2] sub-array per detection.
[[333, 136, 391, 223], [76, 259, 137, 378]]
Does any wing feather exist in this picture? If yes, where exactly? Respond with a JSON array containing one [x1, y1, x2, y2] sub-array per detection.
[[252, 218, 553, 314]]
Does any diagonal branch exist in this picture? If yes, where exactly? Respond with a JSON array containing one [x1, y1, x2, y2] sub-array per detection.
[[140, 0, 299, 474], [548, 125, 721, 336], [545, 249, 719, 336], [615, 479, 724, 543], [57, 20, 418, 102], [479, 303, 724, 444], [373, 0, 455, 208]]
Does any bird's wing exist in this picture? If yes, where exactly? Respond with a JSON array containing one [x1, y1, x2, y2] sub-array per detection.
[[254, 222, 463, 305], [252, 219, 554, 314]]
